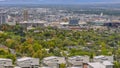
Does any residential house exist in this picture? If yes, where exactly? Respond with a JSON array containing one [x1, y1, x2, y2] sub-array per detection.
[[93, 55, 114, 63], [16, 57, 39, 68], [68, 56, 89, 68], [0, 58, 13, 68], [87, 61, 113, 68], [88, 62, 105, 68], [67, 67, 82, 68], [42, 56, 66, 68], [39, 67, 51, 68]]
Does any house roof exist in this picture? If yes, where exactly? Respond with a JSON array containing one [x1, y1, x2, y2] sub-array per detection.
[[0, 58, 12, 61], [67, 67, 82, 68], [14, 66, 21, 68], [39, 67, 52, 68], [17, 57, 34, 61], [43, 56, 58, 60], [103, 61, 113, 65], [69, 56, 82, 60], [94, 55, 105, 59], [88, 62, 104, 68], [72, 56, 82, 58]]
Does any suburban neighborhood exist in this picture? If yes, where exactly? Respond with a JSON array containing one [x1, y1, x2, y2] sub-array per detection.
[[0, 55, 114, 68]]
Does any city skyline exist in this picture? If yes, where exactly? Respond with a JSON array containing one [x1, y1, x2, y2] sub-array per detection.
[[0, 0, 120, 4]]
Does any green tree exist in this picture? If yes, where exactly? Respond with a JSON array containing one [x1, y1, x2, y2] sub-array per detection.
[[59, 63, 66, 68]]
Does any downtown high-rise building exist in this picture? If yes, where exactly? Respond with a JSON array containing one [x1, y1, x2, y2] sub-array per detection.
[[0, 12, 7, 24], [23, 10, 28, 21]]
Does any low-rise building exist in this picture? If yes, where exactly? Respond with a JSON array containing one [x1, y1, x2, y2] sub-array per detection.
[[88, 61, 113, 68], [104, 22, 120, 28], [68, 56, 89, 67], [88, 62, 105, 68], [19, 20, 46, 28], [42, 56, 66, 68], [0, 58, 13, 68], [67, 67, 82, 68], [93, 55, 114, 63], [39, 67, 51, 68], [16, 57, 39, 68]]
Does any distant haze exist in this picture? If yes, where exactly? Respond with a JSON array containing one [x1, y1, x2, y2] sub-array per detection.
[[0, 0, 120, 4]]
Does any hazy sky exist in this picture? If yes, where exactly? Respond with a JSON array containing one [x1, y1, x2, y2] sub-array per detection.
[[0, 0, 120, 4]]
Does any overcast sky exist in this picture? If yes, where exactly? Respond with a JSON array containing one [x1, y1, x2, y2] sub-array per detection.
[[0, 0, 120, 4]]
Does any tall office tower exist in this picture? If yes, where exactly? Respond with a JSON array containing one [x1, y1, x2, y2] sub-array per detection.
[[100, 12, 103, 17], [0, 12, 7, 24], [23, 10, 28, 21]]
